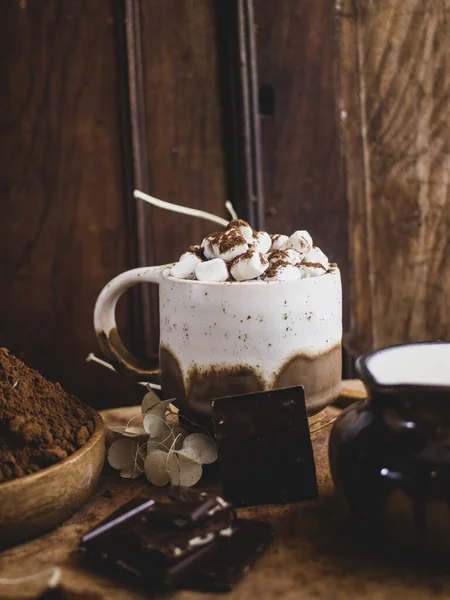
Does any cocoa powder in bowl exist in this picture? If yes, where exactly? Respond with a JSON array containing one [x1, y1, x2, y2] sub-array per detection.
[[0, 348, 95, 483]]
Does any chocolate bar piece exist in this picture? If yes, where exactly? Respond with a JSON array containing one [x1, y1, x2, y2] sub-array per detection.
[[81, 496, 234, 588], [82, 497, 155, 543], [186, 519, 274, 592], [159, 487, 233, 527], [212, 386, 318, 506], [84, 527, 219, 588]]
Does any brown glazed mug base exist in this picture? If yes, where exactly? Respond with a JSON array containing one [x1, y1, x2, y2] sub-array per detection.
[[160, 344, 342, 423]]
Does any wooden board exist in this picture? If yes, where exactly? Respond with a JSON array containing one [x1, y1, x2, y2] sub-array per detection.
[[0, 0, 138, 408], [3, 399, 450, 600], [338, 0, 450, 354]]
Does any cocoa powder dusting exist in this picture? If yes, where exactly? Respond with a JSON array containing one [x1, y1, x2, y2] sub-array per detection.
[[217, 229, 246, 253], [301, 262, 327, 270], [188, 245, 206, 260], [0, 348, 95, 483]]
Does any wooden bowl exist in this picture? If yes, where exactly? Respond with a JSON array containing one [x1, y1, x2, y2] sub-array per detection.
[[0, 407, 105, 549]]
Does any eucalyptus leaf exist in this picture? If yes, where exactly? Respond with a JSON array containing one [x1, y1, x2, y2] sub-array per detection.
[[168, 453, 202, 487], [141, 390, 161, 414], [120, 464, 142, 479], [144, 450, 170, 486], [108, 438, 137, 470], [180, 433, 218, 464]]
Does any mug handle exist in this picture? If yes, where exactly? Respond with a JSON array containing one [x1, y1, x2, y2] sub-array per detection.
[[93, 265, 169, 379]]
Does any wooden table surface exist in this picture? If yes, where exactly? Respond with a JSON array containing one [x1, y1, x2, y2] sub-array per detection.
[[2, 382, 450, 600]]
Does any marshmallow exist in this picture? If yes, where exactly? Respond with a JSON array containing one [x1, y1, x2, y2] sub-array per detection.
[[179, 245, 202, 262], [281, 230, 313, 259], [251, 231, 272, 255], [284, 248, 303, 264], [227, 219, 253, 242], [230, 250, 269, 281], [299, 246, 329, 277], [270, 234, 289, 252], [269, 249, 301, 265], [195, 258, 229, 282], [181, 226, 330, 282], [264, 261, 302, 281], [170, 253, 204, 279], [212, 228, 249, 261], [201, 235, 219, 260]]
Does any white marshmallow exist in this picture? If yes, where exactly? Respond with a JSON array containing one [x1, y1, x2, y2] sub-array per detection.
[[230, 250, 269, 281], [195, 258, 229, 282], [178, 246, 203, 261], [268, 249, 301, 266], [299, 246, 329, 277], [212, 229, 248, 262], [281, 249, 302, 265], [284, 248, 302, 264], [281, 230, 313, 259], [201, 236, 217, 260], [304, 246, 329, 267], [170, 253, 203, 280], [227, 219, 253, 242], [298, 264, 323, 278], [251, 231, 272, 255], [179, 246, 201, 261], [270, 234, 289, 252], [264, 262, 302, 281]]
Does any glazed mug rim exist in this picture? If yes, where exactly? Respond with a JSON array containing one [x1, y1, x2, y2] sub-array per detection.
[[159, 264, 340, 286]]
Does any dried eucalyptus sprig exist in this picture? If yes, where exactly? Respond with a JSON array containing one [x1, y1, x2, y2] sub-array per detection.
[[107, 387, 217, 487]]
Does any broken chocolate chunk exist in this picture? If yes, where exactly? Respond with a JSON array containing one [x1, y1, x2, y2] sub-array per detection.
[[84, 525, 220, 588], [212, 385, 318, 506], [81, 492, 273, 591], [81, 495, 234, 588], [186, 519, 273, 592], [163, 486, 232, 527], [82, 497, 155, 543]]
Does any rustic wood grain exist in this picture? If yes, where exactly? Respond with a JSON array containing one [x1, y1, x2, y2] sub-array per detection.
[[114, 0, 154, 360], [0, 0, 143, 408], [3, 403, 450, 600], [214, 0, 265, 229], [254, 0, 349, 326], [136, 0, 227, 357], [338, 0, 450, 352], [119, 0, 156, 359]]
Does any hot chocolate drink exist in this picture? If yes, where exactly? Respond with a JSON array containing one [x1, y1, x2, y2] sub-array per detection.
[[94, 220, 342, 423]]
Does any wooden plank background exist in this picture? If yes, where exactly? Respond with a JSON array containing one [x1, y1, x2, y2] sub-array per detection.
[[4, 0, 448, 407], [0, 0, 349, 407], [0, 0, 144, 408], [138, 0, 228, 355], [338, 0, 450, 353], [255, 0, 349, 312]]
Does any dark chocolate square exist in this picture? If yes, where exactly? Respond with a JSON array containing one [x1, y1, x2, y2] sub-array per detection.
[[185, 519, 274, 592], [81, 496, 234, 588], [212, 386, 317, 506]]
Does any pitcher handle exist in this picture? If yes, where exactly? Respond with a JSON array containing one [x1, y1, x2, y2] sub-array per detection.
[[94, 265, 168, 379]]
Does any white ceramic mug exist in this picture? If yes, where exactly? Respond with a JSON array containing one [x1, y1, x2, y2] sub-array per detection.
[[94, 265, 343, 420]]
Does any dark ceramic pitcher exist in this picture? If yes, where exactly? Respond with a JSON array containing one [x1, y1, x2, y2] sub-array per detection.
[[329, 342, 450, 555]]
